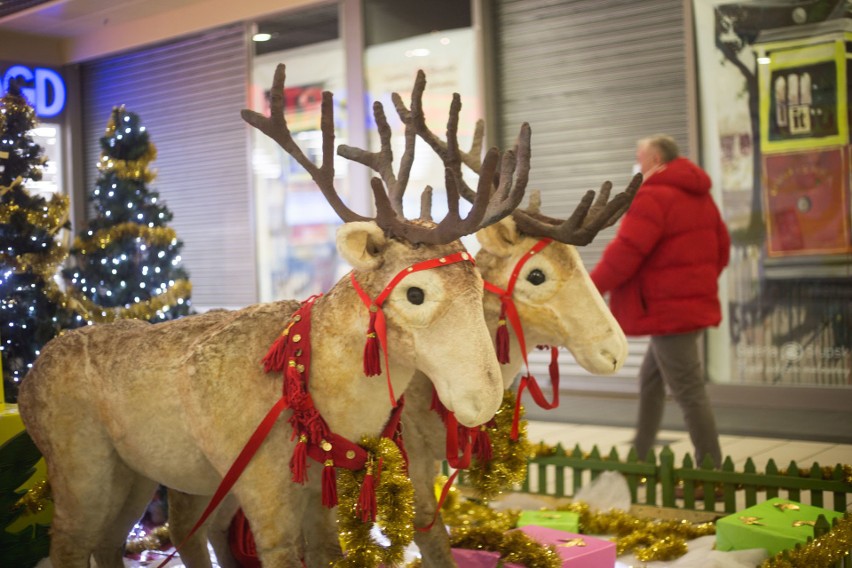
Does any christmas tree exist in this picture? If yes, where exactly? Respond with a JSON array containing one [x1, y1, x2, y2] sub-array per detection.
[[0, 78, 70, 402], [64, 106, 192, 324]]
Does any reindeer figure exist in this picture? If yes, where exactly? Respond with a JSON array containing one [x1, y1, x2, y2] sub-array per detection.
[[183, 73, 640, 568], [17, 64, 530, 568], [388, 105, 641, 566]]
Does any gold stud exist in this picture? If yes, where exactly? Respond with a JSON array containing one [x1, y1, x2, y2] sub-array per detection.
[[293, 314, 301, 322], [324, 459, 334, 467], [288, 360, 296, 367], [292, 334, 302, 343], [321, 440, 332, 452], [297, 364, 305, 373], [439, 257, 446, 263], [461, 252, 469, 260], [407, 267, 414, 272], [295, 349, 302, 356], [346, 450, 356, 460]]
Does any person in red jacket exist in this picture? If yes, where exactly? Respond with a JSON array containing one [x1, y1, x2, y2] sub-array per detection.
[[591, 134, 730, 468]]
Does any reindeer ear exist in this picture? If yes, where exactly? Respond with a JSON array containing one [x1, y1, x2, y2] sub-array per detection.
[[337, 221, 388, 270], [476, 216, 521, 258]]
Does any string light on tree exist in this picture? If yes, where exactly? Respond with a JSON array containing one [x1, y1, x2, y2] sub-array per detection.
[[0, 77, 71, 402], [63, 106, 192, 323]]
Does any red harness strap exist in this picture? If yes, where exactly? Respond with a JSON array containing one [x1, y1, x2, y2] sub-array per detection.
[[481, 238, 561, 440], [349, 250, 475, 406]]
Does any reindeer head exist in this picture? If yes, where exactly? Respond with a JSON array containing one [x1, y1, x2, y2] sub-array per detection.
[[242, 65, 529, 427], [476, 181, 639, 378], [409, 109, 640, 382]]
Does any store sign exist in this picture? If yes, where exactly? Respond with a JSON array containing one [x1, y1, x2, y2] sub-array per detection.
[[1, 64, 66, 118]]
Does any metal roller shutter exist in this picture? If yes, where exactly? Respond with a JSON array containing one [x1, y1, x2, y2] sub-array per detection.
[[80, 24, 255, 310], [494, 0, 690, 388]]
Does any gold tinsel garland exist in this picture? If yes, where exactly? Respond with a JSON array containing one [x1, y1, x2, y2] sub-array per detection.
[[73, 222, 178, 254], [125, 523, 172, 555], [464, 390, 532, 500], [0, 192, 70, 279], [760, 512, 852, 568], [336, 436, 414, 567], [14, 480, 52, 515], [59, 278, 192, 323], [557, 501, 716, 561], [96, 144, 157, 182], [0, 193, 70, 236], [435, 487, 560, 567]]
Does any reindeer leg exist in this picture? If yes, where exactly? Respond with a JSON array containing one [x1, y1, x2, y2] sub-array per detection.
[[302, 499, 342, 567], [207, 494, 241, 568], [92, 474, 159, 568], [410, 458, 456, 568], [46, 446, 143, 568], [167, 489, 218, 568], [230, 454, 311, 567]]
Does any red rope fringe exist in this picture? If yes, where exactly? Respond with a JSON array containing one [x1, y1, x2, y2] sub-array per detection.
[[357, 470, 377, 522], [262, 333, 289, 373], [473, 427, 493, 462], [290, 438, 307, 483], [321, 462, 338, 508], [363, 310, 381, 376], [495, 304, 510, 364]]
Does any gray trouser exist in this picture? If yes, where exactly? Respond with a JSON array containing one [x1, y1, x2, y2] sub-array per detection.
[[634, 330, 722, 468]]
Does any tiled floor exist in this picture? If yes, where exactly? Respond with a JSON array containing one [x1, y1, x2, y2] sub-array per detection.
[[525, 419, 852, 473]]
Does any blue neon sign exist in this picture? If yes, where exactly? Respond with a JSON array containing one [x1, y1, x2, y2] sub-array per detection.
[[1, 65, 67, 118]]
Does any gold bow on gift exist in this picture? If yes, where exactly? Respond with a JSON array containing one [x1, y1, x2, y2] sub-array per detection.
[[773, 502, 801, 512], [558, 538, 587, 548], [740, 516, 764, 526]]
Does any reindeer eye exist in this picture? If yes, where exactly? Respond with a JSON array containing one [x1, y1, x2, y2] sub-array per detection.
[[407, 287, 425, 305], [526, 269, 546, 285]]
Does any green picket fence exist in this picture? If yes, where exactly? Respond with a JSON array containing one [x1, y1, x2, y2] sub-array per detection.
[[457, 443, 852, 515]]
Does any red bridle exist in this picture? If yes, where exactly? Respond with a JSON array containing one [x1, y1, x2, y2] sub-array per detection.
[[350, 250, 475, 406], [482, 237, 561, 439]]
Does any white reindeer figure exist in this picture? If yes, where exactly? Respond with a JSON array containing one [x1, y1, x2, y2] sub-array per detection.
[[17, 64, 531, 568]]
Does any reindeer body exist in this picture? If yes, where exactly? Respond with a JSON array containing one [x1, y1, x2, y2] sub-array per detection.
[[19, 228, 505, 568]]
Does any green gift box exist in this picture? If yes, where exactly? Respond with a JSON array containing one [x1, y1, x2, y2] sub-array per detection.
[[716, 497, 843, 556], [517, 510, 580, 533]]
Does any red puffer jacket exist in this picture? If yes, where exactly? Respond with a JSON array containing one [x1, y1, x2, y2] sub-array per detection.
[[590, 157, 730, 336]]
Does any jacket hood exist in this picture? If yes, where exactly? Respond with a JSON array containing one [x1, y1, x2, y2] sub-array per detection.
[[645, 156, 711, 196]]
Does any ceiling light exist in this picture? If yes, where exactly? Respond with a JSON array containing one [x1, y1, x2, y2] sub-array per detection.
[[757, 56, 770, 64], [405, 48, 430, 57], [253, 32, 272, 42]]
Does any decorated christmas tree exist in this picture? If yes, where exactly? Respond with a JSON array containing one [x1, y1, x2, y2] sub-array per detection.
[[0, 79, 70, 402], [63, 106, 192, 324]]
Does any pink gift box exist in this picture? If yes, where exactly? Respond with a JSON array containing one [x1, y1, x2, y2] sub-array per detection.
[[515, 525, 616, 568], [450, 548, 521, 567]]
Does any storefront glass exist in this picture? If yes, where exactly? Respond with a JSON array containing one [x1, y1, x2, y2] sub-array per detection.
[[694, 0, 851, 388], [249, 10, 348, 302]]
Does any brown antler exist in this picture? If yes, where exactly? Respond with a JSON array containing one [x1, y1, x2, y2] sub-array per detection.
[[512, 173, 642, 245], [406, 91, 641, 246], [241, 65, 369, 224], [243, 64, 528, 244], [388, 70, 530, 228]]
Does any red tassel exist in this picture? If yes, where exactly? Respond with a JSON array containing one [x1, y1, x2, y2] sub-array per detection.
[[496, 305, 510, 364], [321, 460, 338, 508], [430, 387, 449, 421], [357, 467, 377, 522], [473, 426, 493, 462], [263, 333, 289, 373], [363, 309, 381, 376], [290, 436, 308, 483]]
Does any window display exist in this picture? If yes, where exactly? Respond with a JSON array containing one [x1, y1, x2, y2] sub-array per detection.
[[694, 0, 851, 387]]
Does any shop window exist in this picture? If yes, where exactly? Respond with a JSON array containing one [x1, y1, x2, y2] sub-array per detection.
[[249, 6, 347, 302]]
